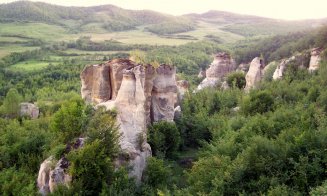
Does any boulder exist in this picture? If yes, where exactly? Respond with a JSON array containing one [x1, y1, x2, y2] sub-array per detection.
[[20, 102, 39, 119], [245, 57, 264, 91], [197, 52, 236, 91], [309, 48, 322, 72]]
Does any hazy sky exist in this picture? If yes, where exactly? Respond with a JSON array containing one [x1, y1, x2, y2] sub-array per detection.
[[1, 0, 327, 20]]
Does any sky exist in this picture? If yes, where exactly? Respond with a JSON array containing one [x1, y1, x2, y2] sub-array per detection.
[[1, 0, 327, 20]]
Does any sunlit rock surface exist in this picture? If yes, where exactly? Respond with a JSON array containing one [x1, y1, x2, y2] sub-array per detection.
[[197, 52, 236, 91], [245, 57, 264, 91]]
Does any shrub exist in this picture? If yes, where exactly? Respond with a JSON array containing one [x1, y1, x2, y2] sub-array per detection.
[[227, 71, 246, 89], [148, 121, 181, 158], [67, 140, 114, 195], [242, 91, 274, 115], [51, 99, 86, 143], [143, 157, 170, 188]]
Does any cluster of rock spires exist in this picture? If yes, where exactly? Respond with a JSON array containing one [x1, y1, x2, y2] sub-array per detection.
[[37, 48, 323, 194], [197, 48, 323, 91], [37, 59, 187, 195]]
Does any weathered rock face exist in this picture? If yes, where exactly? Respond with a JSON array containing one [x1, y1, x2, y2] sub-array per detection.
[[37, 157, 53, 195], [49, 158, 71, 193], [197, 52, 236, 91], [151, 65, 177, 122], [79, 59, 177, 182], [109, 59, 136, 99], [37, 138, 85, 195], [245, 57, 264, 91], [272, 53, 309, 80], [309, 48, 322, 72], [272, 59, 288, 80], [20, 103, 39, 119], [176, 80, 189, 102], [197, 70, 206, 78], [237, 63, 249, 73], [114, 66, 151, 182], [81, 64, 111, 104]]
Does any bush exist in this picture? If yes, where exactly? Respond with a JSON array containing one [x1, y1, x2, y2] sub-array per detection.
[[86, 107, 120, 158], [242, 90, 274, 115], [148, 121, 181, 158], [143, 157, 170, 188], [227, 71, 246, 89], [51, 99, 86, 143], [67, 140, 114, 195]]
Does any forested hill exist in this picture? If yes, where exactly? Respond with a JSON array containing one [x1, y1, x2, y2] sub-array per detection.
[[1, 1, 326, 36], [0, 1, 176, 31]]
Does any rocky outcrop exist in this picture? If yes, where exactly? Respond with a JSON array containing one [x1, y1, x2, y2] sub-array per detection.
[[37, 157, 53, 195], [48, 158, 71, 193], [176, 80, 189, 102], [272, 59, 288, 80], [245, 57, 264, 91], [237, 63, 249, 73], [309, 48, 322, 72], [272, 53, 310, 80], [37, 138, 85, 195], [79, 59, 178, 183], [197, 52, 236, 91], [197, 70, 206, 78], [80, 64, 111, 104], [114, 65, 151, 182], [19, 103, 39, 119], [174, 106, 182, 120], [151, 65, 177, 122]]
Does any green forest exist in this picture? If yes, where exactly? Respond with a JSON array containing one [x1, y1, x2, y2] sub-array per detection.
[[1, 1, 327, 196]]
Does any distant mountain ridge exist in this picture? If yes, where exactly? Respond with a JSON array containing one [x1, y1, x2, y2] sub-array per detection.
[[0, 1, 326, 36]]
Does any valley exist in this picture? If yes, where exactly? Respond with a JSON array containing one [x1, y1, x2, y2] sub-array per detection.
[[1, 1, 327, 195]]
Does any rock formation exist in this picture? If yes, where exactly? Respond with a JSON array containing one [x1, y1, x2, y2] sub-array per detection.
[[19, 103, 39, 119], [272, 53, 309, 80], [197, 52, 236, 91], [151, 65, 177, 122], [309, 48, 322, 72], [80, 64, 111, 104], [80, 59, 177, 182], [245, 57, 264, 91], [37, 138, 85, 195], [112, 65, 152, 181], [272, 59, 288, 80], [38, 59, 178, 194], [197, 70, 206, 78], [236, 63, 249, 73], [176, 80, 189, 102]]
